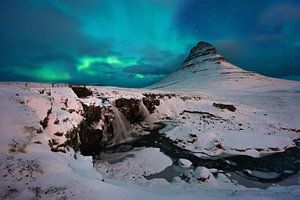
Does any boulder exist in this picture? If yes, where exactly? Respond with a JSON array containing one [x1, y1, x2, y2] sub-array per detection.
[[178, 158, 193, 168], [194, 166, 211, 181]]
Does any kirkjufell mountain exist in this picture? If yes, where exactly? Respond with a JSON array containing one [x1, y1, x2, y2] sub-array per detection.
[[151, 41, 299, 92], [0, 41, 300, 200]]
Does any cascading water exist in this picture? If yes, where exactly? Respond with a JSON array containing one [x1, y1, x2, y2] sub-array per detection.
[[109, 100, 155, 146], [139, 101, 153, 127], [110, 105, 132, 145]]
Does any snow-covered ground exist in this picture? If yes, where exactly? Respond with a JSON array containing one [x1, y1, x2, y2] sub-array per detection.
[[0, 81, 299, 200]]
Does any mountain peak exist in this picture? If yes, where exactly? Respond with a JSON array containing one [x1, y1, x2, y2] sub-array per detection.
[[184, 41, 217, 62], [190, 41, 217, 56], [182, 41, 225, 66]]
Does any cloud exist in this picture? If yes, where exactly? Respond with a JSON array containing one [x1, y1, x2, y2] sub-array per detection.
[[214, 40, 247, 61], [124, 64, 172, 75], [2, 64, 71, 82], [34, 53, 76, 65], [77, 41, 116, 57], [123, 54, 185, 76], [251, 33, 283, 43], [259, 3, 300, 27]]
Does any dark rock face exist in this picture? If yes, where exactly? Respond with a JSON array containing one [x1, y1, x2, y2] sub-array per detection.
[[40, 107, 52, 129], [78, 121, 103, 155], [71, 86, 93, 98], [142, 94, 160, 114], [183, 41, 217, 63], [180, 41, 226, 70], [81, 103, 102, 124], [64, 97, 157, 156], [63, 97, 159, 155], [65, 104, 115, 156], [115, 98, 144, 123], [54, 132, 63, 136], [213, 103, 236, 112]]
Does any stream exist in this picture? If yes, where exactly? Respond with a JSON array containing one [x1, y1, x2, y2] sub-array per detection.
[[94, 122, 300, 189]]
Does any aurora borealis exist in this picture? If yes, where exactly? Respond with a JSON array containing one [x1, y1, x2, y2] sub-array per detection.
[[1, 0, 300, 87]]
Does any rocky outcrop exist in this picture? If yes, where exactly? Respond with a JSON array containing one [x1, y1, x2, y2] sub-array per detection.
[[71, 86, 93, 98], [182, 41, 226, 67], [182, 166, 212, 183], [64, 97, 157, 155], [60, 95, 160, 155], [65, 104, 115, 156], [40, 107, 52, 129], [142, 94, 160, 114], [115, 98, 145, 123], [213, 103, 236, 112]]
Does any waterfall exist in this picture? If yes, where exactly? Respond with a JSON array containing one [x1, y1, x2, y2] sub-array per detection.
[[139, 101, 154, 127], [109, 100, 154, 146], [110, 106, 132, 145]]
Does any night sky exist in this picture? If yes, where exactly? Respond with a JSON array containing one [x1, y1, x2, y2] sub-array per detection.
[[1, 0, 300, 87]]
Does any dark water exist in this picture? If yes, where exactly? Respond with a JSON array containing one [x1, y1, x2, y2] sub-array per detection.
[[99, 123, 300, 188]]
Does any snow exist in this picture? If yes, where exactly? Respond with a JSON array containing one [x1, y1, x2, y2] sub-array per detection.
[[194, 166, 211, 180], [247, 170, 280, 180], [150, 58, 300, 93], [95, 147, 172, 182], [178, 158, 193, 168], [151, 91, 299, 158], [0, 79, 300, 199]]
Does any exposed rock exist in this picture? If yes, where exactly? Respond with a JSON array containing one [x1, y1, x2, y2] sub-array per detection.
[[143, 93, 176, 100], [39, 107, 52, 129], [115, 98, 144, 123], [48, 139, 59, 147], [38, 89, 45, 94], [81, 103, 102, 123], [36, 127, 43, 134], [71, 86, 93, 98], [65, 127, 80, 152], [77, 122, 103, 155], [182, 41, 225, 65], [53, 118, 59, 125], [81, 104, 114, 155], [189, 133, 197, 137], [54, 132, 64, 137], [182, 169, 194, 181], [142, 95, 160, 114], [213, 103, 236, 112], [50, 147, 66, 153], [68, 109, 75, 113], [65, 104, 115, 156]]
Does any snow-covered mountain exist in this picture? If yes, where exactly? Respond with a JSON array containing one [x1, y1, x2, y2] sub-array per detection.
[[0, 41, 300, 199], [151, 41, 299, 93]]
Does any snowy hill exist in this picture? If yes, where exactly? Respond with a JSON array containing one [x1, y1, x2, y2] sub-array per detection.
[[150, 41, 300, 93], [0, 42, 300, 199]]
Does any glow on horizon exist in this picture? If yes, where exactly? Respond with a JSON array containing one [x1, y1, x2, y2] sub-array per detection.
[[8, 66, 71, 81], [77, 56, 138, 76]]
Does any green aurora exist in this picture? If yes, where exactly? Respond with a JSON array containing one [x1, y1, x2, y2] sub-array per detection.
[[1, 0, 300, 87]]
